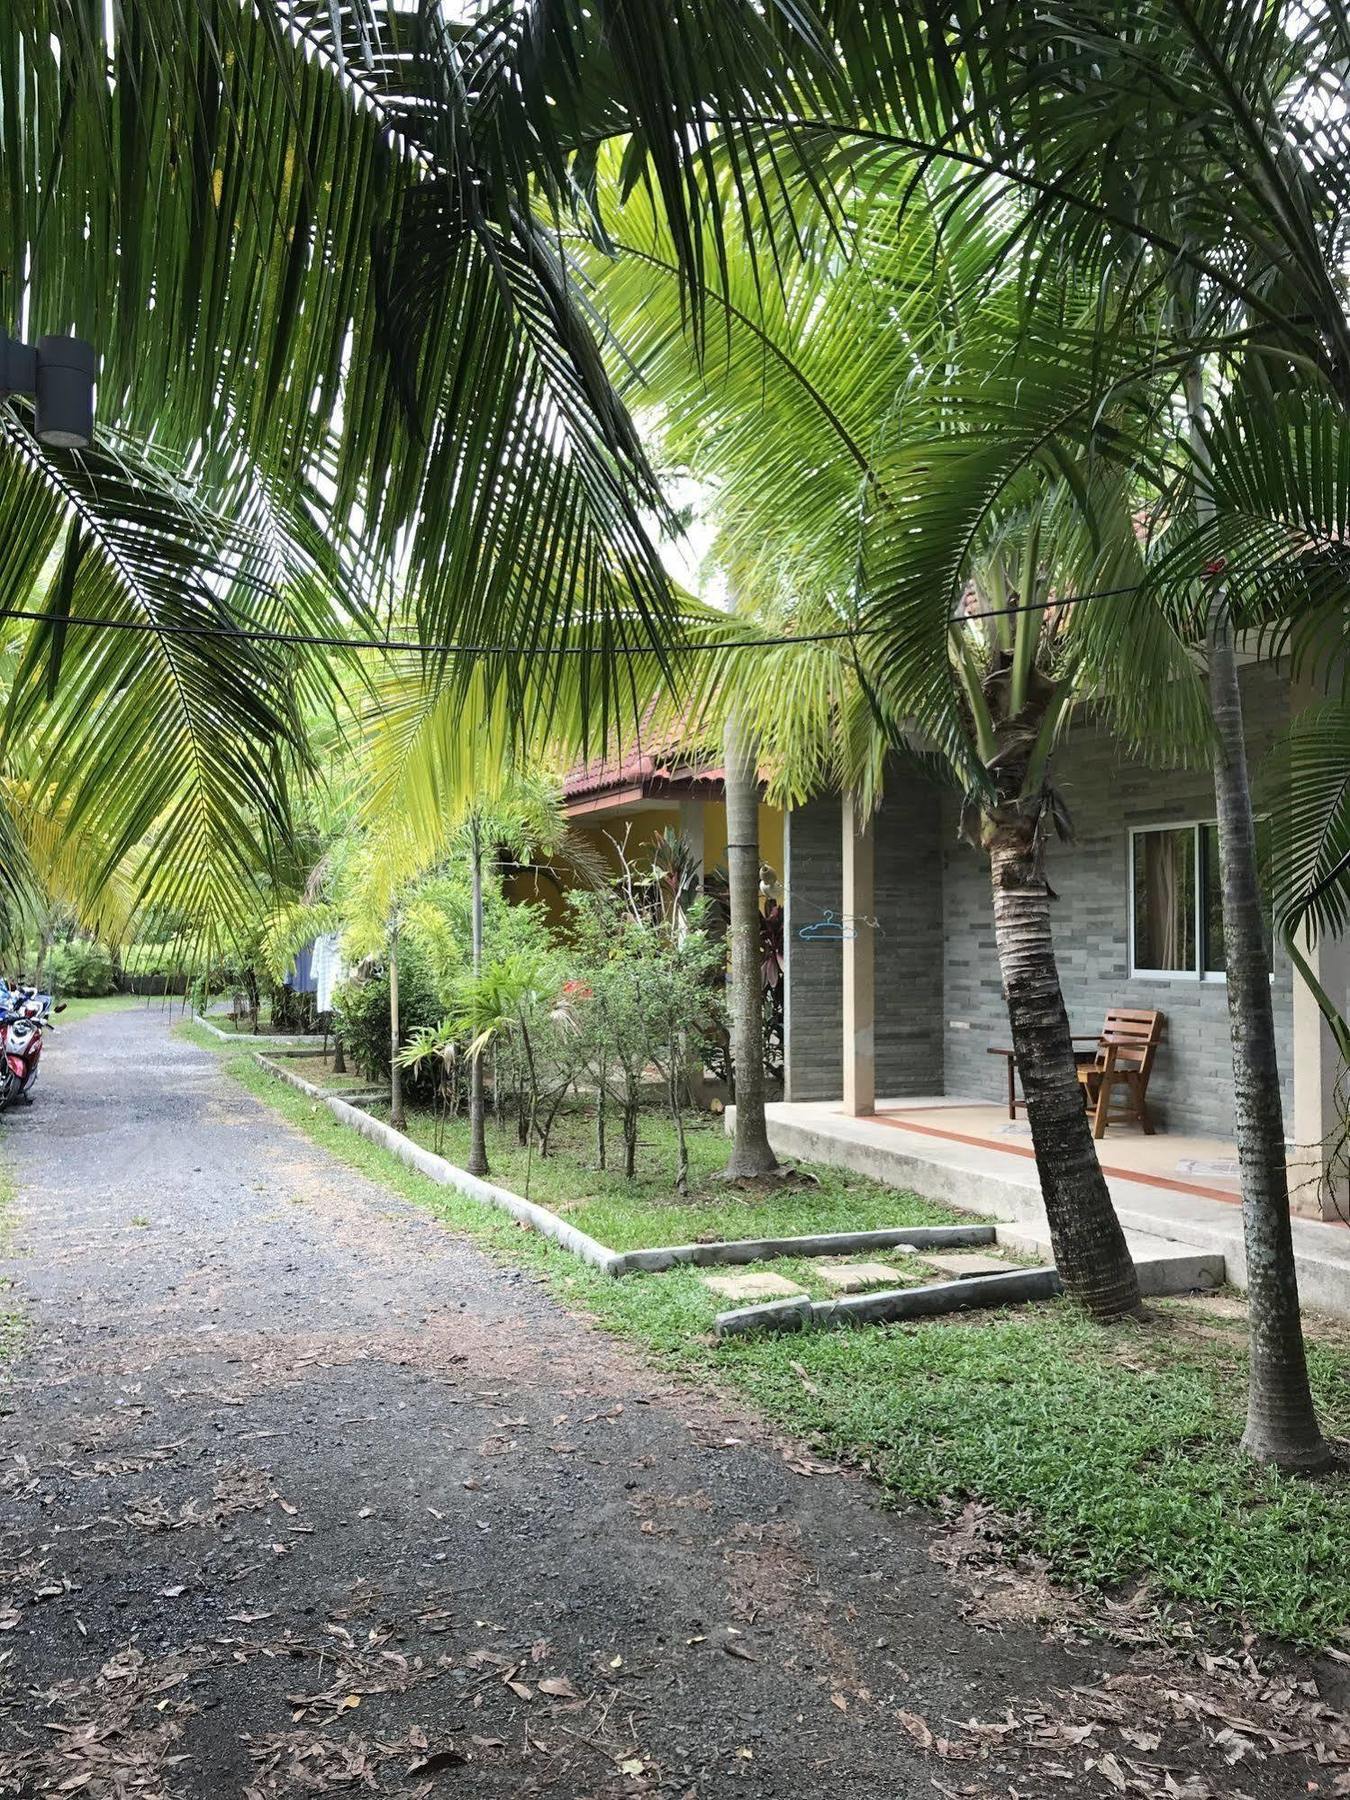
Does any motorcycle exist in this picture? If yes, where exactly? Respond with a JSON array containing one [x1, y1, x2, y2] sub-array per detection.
[[0, 984, 66, 1110]]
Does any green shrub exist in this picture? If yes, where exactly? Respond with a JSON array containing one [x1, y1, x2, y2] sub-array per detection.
[[122, 939, 186, 978], [333, 944, 442, 1092], [268, 982, 317, 1033], [44, 938, 117, 997]]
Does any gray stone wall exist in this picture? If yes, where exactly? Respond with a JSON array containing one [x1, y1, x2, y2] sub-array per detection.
[[784, 779, 946, 1101], [940, 662, 1295, 1136], [785, 665, 1296, 1137], [784, 795, 843, 1101], [873, 780, 946, 1096]]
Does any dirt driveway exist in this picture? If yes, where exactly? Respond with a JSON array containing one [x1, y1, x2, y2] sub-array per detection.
[[0, 1006, 1338, 1797]]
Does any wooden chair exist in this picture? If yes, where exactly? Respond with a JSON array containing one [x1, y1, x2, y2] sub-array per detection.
[[1074, 1008, 1165, 1139]]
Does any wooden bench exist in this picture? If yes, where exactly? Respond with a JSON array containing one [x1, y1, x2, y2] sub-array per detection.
[[986, 1007, 1166, 1138], [1074, 1007, 1165, 1138]]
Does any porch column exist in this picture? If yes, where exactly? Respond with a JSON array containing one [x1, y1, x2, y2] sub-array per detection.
[[678, 797, 706, 894], [842, 792, 875, 1116], [1289, 923, 1350, 1221], [677, 797, 708, 1103]]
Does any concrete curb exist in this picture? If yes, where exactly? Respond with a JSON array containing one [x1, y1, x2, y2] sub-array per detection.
[[253, 1054, 622, 1275], [716, 1266, 1063, 1337], [995, 1221, 1223, 1298], [194, 1015, 325, 1049], [327, 1097, 623, 1273], [252, 1054, 375, 1105], [250, 1053, 1062, 1314], [610, 1223, 996, 1275]]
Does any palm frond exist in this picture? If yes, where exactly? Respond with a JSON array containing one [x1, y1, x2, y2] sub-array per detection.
[[1143, 388, 1350, 691], [0, 408, 341, 944], [804, 2, 1350, 390], [1266, 701, 1350, 946]]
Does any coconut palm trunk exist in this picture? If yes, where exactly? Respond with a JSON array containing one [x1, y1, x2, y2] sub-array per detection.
[[467, 817, 490, 1179], [986, 803, 1142, 1320], [1183, 362, 1329, 1468], [389, 917, 405, 1132], [723, 712, 778, 1178], [1209, 619, 1328, 1466]]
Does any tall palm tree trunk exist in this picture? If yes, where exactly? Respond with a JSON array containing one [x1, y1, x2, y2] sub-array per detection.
[[724, 711, 778, 1178], [389, 917, 405, 1132], [1208, 627, 1328, 1467], [467, 818, 489, 1179], [987, 808, 1142, 1321], [1185, 362, 1329, 1469]]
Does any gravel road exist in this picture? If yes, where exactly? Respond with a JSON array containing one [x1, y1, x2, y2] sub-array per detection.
[[0, 1006, 1336, 1798]]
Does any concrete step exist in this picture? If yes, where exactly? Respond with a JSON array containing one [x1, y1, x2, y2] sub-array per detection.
[[995, 1222, 1225, 1297]]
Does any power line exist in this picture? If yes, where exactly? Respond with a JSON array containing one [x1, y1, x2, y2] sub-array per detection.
[[0, 582, 1150, 659]]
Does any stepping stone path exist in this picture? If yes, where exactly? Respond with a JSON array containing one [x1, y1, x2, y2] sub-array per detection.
[[918, 1252, 1022, 1279], [815, 1260, 906, 1294], [702, 1270, 806, 1302]]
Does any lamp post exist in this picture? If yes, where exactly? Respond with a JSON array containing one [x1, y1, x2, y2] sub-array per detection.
[[0, 330, 96, 448]]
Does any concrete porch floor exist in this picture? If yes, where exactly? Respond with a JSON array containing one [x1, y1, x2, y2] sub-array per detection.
[[871, 1098, 1243, 1202], [741, 1096, 1350, 1322]]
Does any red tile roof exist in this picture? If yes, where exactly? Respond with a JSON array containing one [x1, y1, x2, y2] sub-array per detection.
[[563, 704, 723, 810]]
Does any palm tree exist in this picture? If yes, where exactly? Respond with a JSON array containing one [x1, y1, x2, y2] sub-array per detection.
[[467, 815, 490, 1178], [0, 418, 353, 959], [589, 177, 1213, 1317], [5, 0, 854, 745], [356, 660, 614, 1172], [722, 709, 779, 1178], [722, 510, 1165, 1325], [798, 2, 1345, 1466], [0, 6, 680, 957], [387, 911, 406, 1131], [1178, 362, 1328, 1468]]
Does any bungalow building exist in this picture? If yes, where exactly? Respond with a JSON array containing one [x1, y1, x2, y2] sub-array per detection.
[[776, 661, 1349, 1234], [529, 664, 1347, 1241], [507, 731, 784, 920]]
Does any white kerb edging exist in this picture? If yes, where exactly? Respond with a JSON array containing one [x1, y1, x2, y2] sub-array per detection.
[[252, 1053, 620, 1274], [327, 1097, 624, 1273], [194, 1014, 325, 1049], [252, 1053, 1017, 1292], [715, 1266, 1064, 1337], [610, 1223, 996, 1274]]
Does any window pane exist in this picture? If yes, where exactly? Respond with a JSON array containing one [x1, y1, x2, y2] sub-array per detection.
[[1201, 823, 1225, 973], [1133, 827, 1196, 972], [1201, 819, 1273, 974]]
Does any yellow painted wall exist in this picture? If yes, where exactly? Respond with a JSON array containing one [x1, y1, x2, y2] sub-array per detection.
[[503, 798, 785, 925]]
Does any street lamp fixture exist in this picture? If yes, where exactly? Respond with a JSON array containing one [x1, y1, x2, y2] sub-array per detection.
[[0, 330, 96, 449]]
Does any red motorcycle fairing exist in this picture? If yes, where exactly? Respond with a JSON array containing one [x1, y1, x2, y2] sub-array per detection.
[[1, 1018, 41, 1087]]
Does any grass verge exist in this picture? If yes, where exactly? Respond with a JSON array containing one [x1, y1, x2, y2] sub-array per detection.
[[266, 1051, 373, 1094], [195, 1023, 1350, 1647], [50, 993, 152, 1028], [360, 1094, 968, 1253]]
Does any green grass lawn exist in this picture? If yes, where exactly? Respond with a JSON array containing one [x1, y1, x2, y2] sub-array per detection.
[[208, 1015, 265, 1034], [50, 993, 153, 1028], [198, 1023, 1350, 1647], [271, 1051, 375, 1094], [365, 1096, 969, 1252]]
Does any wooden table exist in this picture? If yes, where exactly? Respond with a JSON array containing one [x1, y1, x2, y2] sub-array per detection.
[[986, 1047, 1022, 1120], [987, 1040, 1106, 1121]]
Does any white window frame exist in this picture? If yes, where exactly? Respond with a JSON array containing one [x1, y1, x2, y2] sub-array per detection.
[[1127, 820, 1228, 984]]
